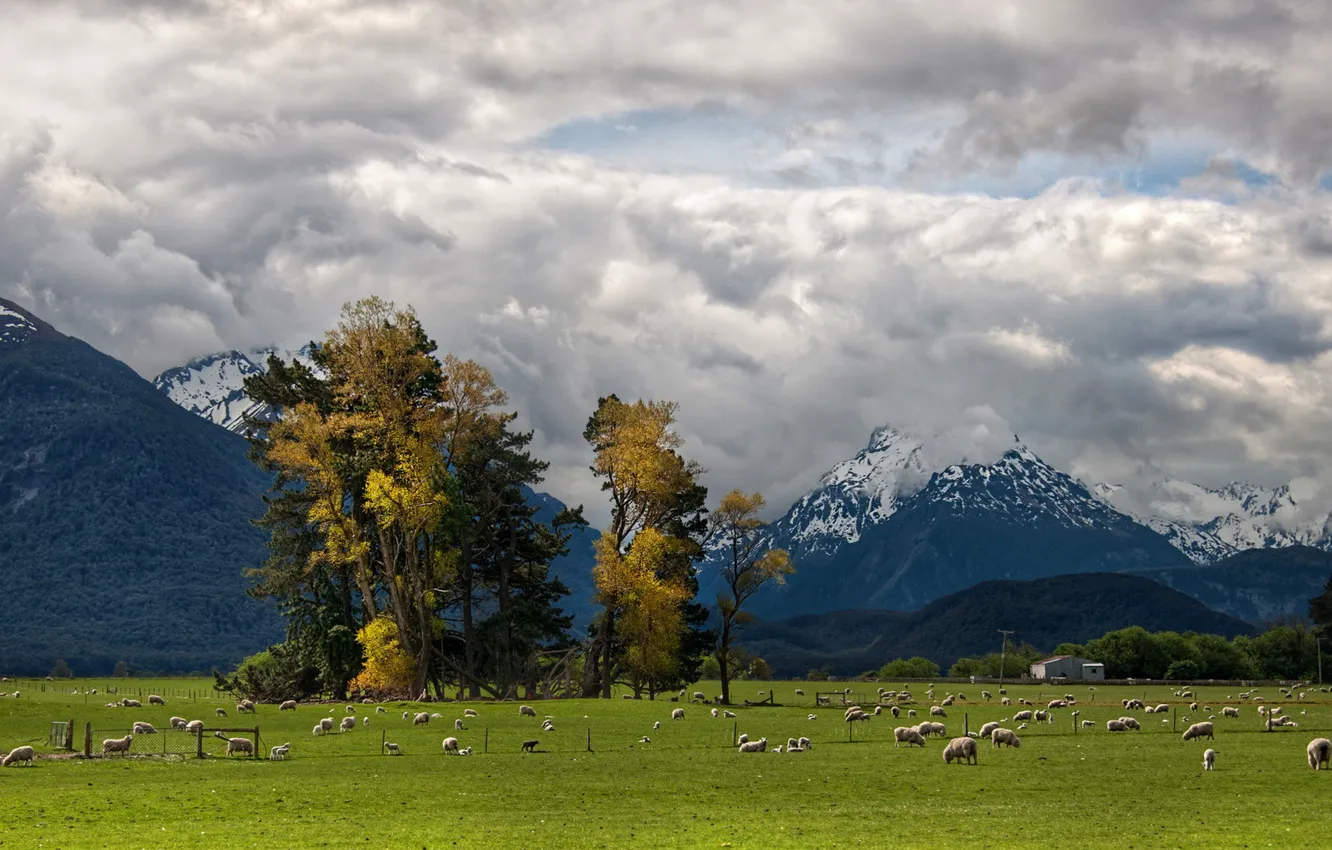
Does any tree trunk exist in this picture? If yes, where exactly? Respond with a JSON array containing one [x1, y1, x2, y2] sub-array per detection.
[[600, 609, 616, 699], [719, 617, 732, 706], [461, 538, 479, 699]]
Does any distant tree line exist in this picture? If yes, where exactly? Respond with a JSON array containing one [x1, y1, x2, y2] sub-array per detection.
[[216, 297, 792, 703]]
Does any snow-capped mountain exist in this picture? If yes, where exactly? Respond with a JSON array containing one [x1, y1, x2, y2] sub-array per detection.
[[0, 301, 37, 344], [1091, 479, 1332, 564], [152, 346, 313, 434]]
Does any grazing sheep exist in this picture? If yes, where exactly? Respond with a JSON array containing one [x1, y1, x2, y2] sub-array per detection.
[[1082, 720, 1095, 728], [808, 714, 818, 721], [1190, 702, 1199, 712], [442, 737, 460, 754], [185, 720, 204, 734], [1223, 707, 1240, 718], [279, 700, 297, 711], [121, 699, 141, 708], [723, 709, 736, 719], [463, 709, 479, 718], [991, 728, 1020, 748], [978, 722, 1000, 739], [132, 722, 157, 735], [943, 737, 978, 764], [907, 709, 917, 718], [413, 712, 430, 726], [384, 742, 400, 754], [738, 734, 749, 744], [170, 717, 188, 729], [1119, 717, 1141, 730], [1202, 748, 1216, 771], [921, 721, 947, 737], [797, 736, 812, 750], [795, 689, 804, 696], [1182, 722, 1215, 742], [270, 743, 291, 760], [941, 696, 954, 706], [845, 710, 869, 723], [639, 736, 651, 744], [692, 692, 706, 703], [873, 706, 882, 716], [216, 734, 254, 757], [1307, 738, 1331, 770], [671, 708, 685, 720], [362, 716, 369, 727], [148, 695, 165, 706], [103, 734, 134, 756], [711, 708, 719, 718], [982, 691, 993, 701], [312, 725, 325, 737], [519, 705, 537, 717], [895, 730, 927, 751], [338, 717, 355, 732], [376, 706, 386, 714], [653, 721, 661, 730], [787, 737, 799, 750], [319, 718, 334, 732], [930, 706, 947, 717], [216, 708, 227, 717], [454, 718, 464, 731], [1034, 710, 1049, 723], [1154, 704, 1170, 714], [738, 738, 768, 753], [2, 746, 35, 767], [1013, 710, 1033, 722], [1106, 720, 1129, 732], [1001, 697, 1012, 706], [1047, 700, 1066, 709], [521, 739, 539, 753]]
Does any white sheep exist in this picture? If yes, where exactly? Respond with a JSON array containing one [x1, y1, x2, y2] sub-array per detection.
[[121, 699, 141, 708], [216, 708, 227, 717], [1154, 703, 1169, 714], [218, 734, 254, 757], [185, 720, 204, 734], [738, 737, 767, 753], [442, 737, 460, 755], [787, 737, 799, 750], [1106, 720, 1129, 732], [942, 736, 978, 764], [978, 722, 1000, 739], [148, 695, 165, 706], [169, 716, 187, 729], [103, 734, 133, 757], [454, 718, 464, 731], [723, 710, 737, 719], [279, 700, 298, 711], [1307, 738, 1331, 770], [737, 734, 749, 744], [132, 722, 157, 735], [1081, 720, 1095, 728], [894, 727, 926, 748], [808, 714, 818, 721], [463, 709, 479, 718], [376, 706, 386, 714], [653, 721, 661, 730], [930, 706, 947, 717], [345, 705, 356, 714], [1001, 697, 1012, 706], [991, 728, 1020, 748], [1119, 717, 1141, 730], [340, 717, 356, 732], [798, 736, 811, 750], [270, 743, 291, 760], [542, 721, 555, 731], [413, 712, 430, 726], [711, 708, 719, 718], [2, 746, 35, 767], [519, 705, 537, 717], [1202, 748, 1216, 771], [1013, 710, 1033, 722], [384, 742, 400, 754], [431, 713, 443, 719], [671, 708, 685, 720], [1223, 707, 1240, 718], [319, 717, 334, 732], [692, 692, 706, 703], [794, 688, 804, 696], [312, 725, 325, 736], [362, 716, 369, 727], [1182, 722, 1214, 742], [459, 747, 473, 756]]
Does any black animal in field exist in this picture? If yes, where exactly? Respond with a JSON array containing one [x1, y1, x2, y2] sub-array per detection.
[[521, 739, 539, 753]]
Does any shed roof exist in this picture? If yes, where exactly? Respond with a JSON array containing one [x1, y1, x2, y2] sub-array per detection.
[[1035, 655, 1071, 664]]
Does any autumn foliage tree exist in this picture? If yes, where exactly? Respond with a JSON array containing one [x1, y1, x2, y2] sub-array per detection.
[[347, 617, 417, 697], [708, 490, 793, 704]]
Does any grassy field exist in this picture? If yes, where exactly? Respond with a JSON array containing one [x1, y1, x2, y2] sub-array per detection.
[[0, 677, 1329, 849]]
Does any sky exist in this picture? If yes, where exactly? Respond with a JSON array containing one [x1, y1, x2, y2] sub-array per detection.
[[2, 0, 1332, 525]]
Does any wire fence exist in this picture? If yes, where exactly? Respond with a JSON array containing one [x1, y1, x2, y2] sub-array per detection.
[[83, 726, 263, 759]]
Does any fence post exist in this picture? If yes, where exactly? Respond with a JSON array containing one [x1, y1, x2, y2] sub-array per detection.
[[84, 722, 91, 758], [1173, 707, 1177, 733], [381, 730, 385, 755], [484, 728, 489, 754], [65, 719, 73, 749], [196, 730, 203, 759], [254, 727, 260, 759], [733, 722, 737, 747], [964, 713, 969, 737], [586, 727, 591, 753]]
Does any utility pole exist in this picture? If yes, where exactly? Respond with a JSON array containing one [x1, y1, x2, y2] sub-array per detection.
[[998, 629, 1015, 690]]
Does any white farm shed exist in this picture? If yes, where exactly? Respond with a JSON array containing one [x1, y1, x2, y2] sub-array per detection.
[[1029, 656, 1105, 681]]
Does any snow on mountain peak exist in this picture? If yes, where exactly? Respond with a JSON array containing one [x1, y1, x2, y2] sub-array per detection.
[[152, 345, 314, 433], [0, 301, 38, 344]]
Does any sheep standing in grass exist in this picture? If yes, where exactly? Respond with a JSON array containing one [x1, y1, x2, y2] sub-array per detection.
[[148, 695, 165, 706], [653, 721, 661, 730], [170, 717, 187, 729], [442, 737, 460, 754], [103, 735, 133, 757], [990, 728, 1020, 748], [270, 743, 291, 760], [519, 705, 537, 717], [1119, 717, 1141, 730], [279, 700, 297, 711], [2, 746, 35, 767], [217, 734, 254, 757], [312, 725, 325, 737], [978, 722, 1000, 739], [794, 689, 804, 696], [463, 709, 479, 718], [798, 736, 811, 750], [121, 699, 141, 708], [1223, 707, 1240, 719], [384, 742, 400, 755], [943, 737, 978, 764], [930, 706, 947, 718], [340, 717, 356, 732], [319, 718, 334, 732], [413, 712, 430, 726], [894, 727, 926, 748], [454, 719, 464, 731], [1307, 738, 1331, 770], [1013, 710, 1033, 722], [216, 708, 227, 717], [185, 720, 204, 734], [671, 708, 685, 720], [1203, 749, 1216, 771], [738, 738, 767, 753], [1106, 720, 1129, 732], [692, 692, 706, 703], [1182, 722, 1215, 742], [132, 722, 157, 735], [737, 734, 749, 744]]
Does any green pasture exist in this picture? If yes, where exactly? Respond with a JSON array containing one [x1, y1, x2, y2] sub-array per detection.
[[0, 677, 1329, 849]]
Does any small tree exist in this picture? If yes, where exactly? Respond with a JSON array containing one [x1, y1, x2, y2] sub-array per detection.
[[347, 617, 416, 698], [698, 654, 721, 679], [49, 659, 73, 679], [748, 657, 772, 681], [709, 490, 794, 705], [112, 661, 129, 678], [806, 668, 831, 681]]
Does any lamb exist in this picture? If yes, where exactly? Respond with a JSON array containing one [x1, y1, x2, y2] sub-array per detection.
[[431, 713, 444, 719], [873, 706, 882, 716], [459, 747, 474, 756], [738, 738, 767, 753], [455, 719, 464, 730], [132, 722, 157, 735], [794, 689, 804, 696], [442, 737, 460, 754], [519, 705, 537, 717], [384, 742, 401, 755], [978, 722, 1000, 739], [148, 695, 166, 706], [787, 737, 799, 750], [890, 705, 900, 718], [376, 706, 386, 714], [653, 721, 661, 730], [170, 716, 188, 729], [1001, 697, 1012, 706], [723, 710, 737, 719], [798, 736, 812, 750], [671, 708, 685, 720], [692, 692, 706, 703], [1307, 738, 1332, 770], [345, 705, 356, 714], [362, 716, 369, 727], [991, 728, 1021, 748], [463, 709, 479, 718], [930, 706, 947, 717], [2, 746, 35, 767], [319, 717, 334, 732], [942, 736, 978, 764], [1202, 748, 1216, 771], [907, 710, 917, 718], [340, 717, 356, 732], [121, 699, 141, 708], [312, 725, 325, 736], [279, 700, 298, 711], [639, 736, 651, 744], [185, 720, 204, 734], [1082, 720, 1095, 728], [217, 733, 254, 757], [541, 721, 555, 732], [216, 708, 227, 717], [1119, 717, 1141, 730], [103, 734, 133, 756], [940, 696, 954, 706], [808, 714, 818, 721], [982, 690, 993, 701], [521, 739, 539, 753], [413, 712, 430, 726], [737, 734, 749, 744], [893, 725, 919, 747], [1182, 722, 1215, 742], [1223, 707, 1240, 718], [1034, 710, 1049, 723], [1013, 710, 1033, 722], [711, 708, 719, 718], [270, 743, 291, 761], [1106, 720, 1129, 732], [1190, 702, 1199, 712]]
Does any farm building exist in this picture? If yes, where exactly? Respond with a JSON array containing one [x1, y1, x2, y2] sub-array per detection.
[[1029, 656, 1105, 681]]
